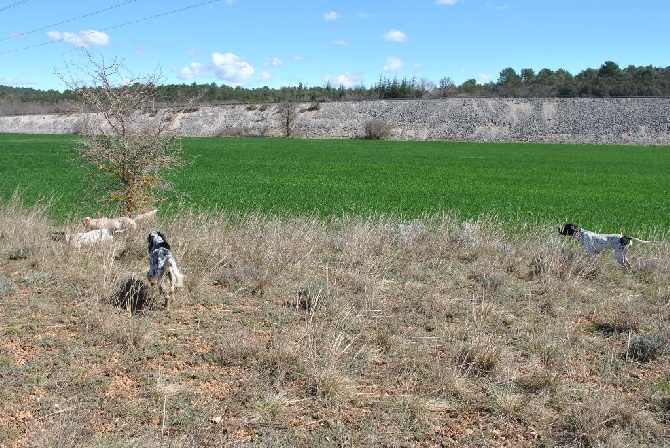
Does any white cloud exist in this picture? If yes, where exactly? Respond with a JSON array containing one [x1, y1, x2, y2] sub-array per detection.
[[382, 29, 407, 42], [177, 53, 255, 85], [211, 52, 254, 85], [264, 56, 283, 68], [0, 77, 34, 86], [47, 29, 110, 48], [291, 54, 308, 61], [332, 39, 349, 46], [383, 56, 404, 72], [324, 11, 343, 20], [435, 0, 460, 5], [478, 73, 493, 84], [486, 2, 509, 10], [324, 72, 363, 88], [177, 62, 206, 80], [257, 71, 272, 82], [185, 47, 199, 57]]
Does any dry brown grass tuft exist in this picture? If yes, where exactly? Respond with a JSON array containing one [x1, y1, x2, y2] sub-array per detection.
[[1, 200, 669, 446]]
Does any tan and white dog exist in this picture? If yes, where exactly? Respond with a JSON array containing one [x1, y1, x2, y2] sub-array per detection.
[[133, 209, 158, 222], [83, 216, 137, 233]]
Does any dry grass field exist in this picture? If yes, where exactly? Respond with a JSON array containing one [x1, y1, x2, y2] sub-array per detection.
[[1, 196, 669, 447]]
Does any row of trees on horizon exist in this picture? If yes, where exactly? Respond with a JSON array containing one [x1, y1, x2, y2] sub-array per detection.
[[2, 61, 670, 115]]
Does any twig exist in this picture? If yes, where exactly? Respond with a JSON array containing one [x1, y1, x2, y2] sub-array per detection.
[[161, 396, 167, 436], [37, 407, 74, 421]]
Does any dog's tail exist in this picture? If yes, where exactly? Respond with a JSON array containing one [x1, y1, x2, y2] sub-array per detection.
[[630, 237, 654, 244], [167, 258, 184, 288], [134, 209, 158, 222]]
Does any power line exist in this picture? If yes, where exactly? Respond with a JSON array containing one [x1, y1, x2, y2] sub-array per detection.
[[0, 0, 223, 56], [0, 0, 29, 14], [0, 0, 139, 43]]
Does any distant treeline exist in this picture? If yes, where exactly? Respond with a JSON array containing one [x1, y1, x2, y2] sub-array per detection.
[[2, 61, 670, 115]]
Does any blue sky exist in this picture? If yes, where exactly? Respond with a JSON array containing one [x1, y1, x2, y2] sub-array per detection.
[[1, 0, 668, 91]]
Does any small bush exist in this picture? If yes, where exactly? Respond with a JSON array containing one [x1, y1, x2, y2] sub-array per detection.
[[7, 244, 37, 261], [0, 276, 17, 298], [629, 334, 667, 362], [364, 119, 391, 140], [71, 118, 86, 135], [455, 340, 501, 376], [302, 102, 321, 112]]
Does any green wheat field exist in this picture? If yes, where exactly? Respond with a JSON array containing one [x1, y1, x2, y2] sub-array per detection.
[[1, 133, 668, 232]]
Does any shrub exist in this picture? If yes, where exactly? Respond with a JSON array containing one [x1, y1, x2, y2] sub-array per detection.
[[364, 119, 391, 140], [629, 334, 668, 362], [303, 102, 321, 112]]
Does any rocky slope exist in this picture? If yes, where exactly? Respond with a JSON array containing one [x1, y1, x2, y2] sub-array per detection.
[[1, 97, 669, 145]]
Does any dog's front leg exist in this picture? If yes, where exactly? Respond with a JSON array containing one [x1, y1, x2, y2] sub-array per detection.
[[615, 251, 632, 271]]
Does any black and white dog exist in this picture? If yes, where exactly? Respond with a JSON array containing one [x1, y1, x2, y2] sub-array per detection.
[[558, 223, 651, 270], [147, 231, 184, 309]]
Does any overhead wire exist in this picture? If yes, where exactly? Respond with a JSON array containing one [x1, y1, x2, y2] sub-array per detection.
[[0, 0, 223, 55], [0, 0, 139, 43], [0, 0, 29, 14]]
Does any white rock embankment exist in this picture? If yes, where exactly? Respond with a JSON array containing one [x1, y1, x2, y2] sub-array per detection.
[[1, 98, 669, 145]]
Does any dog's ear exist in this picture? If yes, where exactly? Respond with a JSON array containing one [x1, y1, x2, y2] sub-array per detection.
[[560, 223, 578, 236], [51, 231, 66, 241], [156, 231, 171, 249]]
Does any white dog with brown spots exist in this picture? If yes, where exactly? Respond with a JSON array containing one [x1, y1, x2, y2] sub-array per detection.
[[558, 223, 651, 270]]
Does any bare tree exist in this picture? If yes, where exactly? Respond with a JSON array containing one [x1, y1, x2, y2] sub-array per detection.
[[438, 76, 455, 97], [58, 51, 192, 216], [276, 100, 299, 137]]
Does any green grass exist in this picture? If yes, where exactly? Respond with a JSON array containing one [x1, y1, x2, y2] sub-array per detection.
[[1, 134, 669, 232], [0, 134, 83, 218]]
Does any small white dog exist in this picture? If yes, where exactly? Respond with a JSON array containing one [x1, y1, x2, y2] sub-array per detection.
[[147, 231, 184, 309], [83, 216, 137, 233], [558, 223, 651, 270], [52, 228, 113, 248]]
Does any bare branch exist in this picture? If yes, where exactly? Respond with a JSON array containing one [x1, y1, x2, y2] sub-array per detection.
[[57, 50, 191, 215]]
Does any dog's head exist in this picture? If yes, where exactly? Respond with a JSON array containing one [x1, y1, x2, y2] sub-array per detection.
[[148, 231, 170, 253], [51, 231, 67, 241], [82, 217, 93, 227], [558, 223, 580, 237], [619, 236, 632, 246]]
